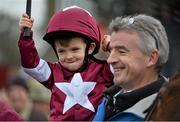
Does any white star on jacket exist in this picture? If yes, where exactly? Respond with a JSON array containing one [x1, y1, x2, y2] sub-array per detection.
[[55, 73, 96, 114]]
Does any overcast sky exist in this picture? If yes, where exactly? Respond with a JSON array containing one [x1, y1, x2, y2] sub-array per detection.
[[0, 0, 50, 58], [0, 0, 47, 27]]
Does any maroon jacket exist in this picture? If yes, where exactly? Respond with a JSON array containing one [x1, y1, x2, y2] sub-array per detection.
[[0, 101, 23, 121]]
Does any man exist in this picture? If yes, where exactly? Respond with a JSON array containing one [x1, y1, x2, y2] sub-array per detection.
[[93, 14, 169, 121]]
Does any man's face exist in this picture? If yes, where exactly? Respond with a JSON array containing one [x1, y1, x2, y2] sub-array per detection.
[[107, 31, 149, 90], [55, 37, 87, 71]]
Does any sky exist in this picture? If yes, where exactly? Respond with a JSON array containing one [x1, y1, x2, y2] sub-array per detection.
[[0, 0, 47, 27], [0, 0, 50, 57]]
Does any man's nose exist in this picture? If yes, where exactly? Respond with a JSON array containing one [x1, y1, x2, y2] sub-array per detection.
[[107, 50, 116, 64]]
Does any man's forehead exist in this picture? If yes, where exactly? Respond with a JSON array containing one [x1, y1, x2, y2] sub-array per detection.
[[109, 31, 140, 51], [110, 31, 139, 43]]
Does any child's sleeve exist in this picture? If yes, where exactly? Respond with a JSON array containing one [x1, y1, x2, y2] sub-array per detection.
[[18, 31, 51, 82]]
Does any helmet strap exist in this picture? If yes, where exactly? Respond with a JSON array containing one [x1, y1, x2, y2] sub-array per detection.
[[52, 45, 59, 59], [77, 42, 91, 72]]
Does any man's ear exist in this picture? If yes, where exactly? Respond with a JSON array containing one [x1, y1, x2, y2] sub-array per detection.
[[147, 49, 159, 67], [88, 42, 96, 55]]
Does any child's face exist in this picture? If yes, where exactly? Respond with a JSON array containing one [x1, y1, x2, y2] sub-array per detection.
[[55, 37, 94, 71]]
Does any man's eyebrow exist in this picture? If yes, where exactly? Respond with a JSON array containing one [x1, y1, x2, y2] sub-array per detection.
[[111, 45, 130, 52]]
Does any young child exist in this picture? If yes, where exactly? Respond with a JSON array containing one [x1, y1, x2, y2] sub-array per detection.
[[18, 6, 113, 121]]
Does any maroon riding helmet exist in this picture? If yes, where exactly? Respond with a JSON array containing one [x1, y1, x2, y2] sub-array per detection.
[[43, 6, 101, 55]]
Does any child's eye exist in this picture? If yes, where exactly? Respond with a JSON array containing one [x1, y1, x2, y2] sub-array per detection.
[[58, 50, 64, 53], [72, 48, 79, 51]]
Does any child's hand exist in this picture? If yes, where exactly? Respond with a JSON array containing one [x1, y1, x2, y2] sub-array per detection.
[[19, 13, 34, 31], [102, 35, 110, 52]]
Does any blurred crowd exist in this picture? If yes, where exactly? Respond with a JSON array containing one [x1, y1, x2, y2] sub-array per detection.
[[0, 70, 50, 121]]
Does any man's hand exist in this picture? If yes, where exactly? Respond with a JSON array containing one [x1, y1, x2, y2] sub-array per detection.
[[102, 35, 111, 52]]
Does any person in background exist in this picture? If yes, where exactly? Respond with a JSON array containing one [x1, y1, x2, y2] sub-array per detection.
[[18, 5, 113, 121], [5, 76, 48, 121], [93, 14, 169, 121], [29, 79, 50, 119], [0, 86, 23, 121], [0, 100, 24, 121]]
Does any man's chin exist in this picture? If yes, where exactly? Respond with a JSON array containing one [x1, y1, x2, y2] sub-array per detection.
[[114, 78, 123, 86]]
